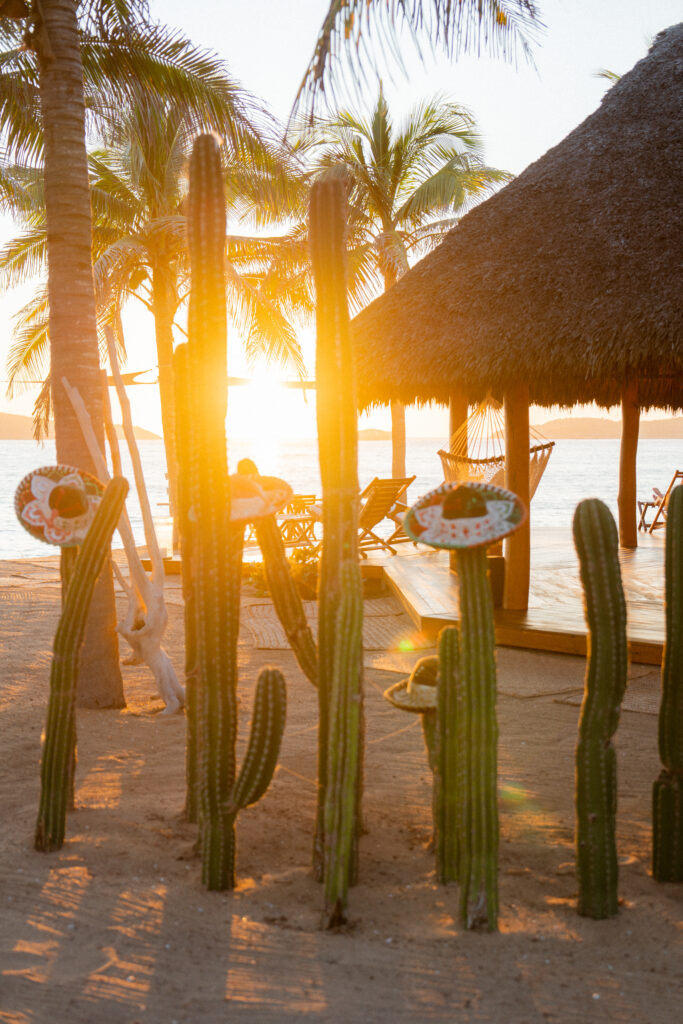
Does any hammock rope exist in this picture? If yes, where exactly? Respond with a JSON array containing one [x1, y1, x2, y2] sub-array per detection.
[[438, 397, 555, 501]]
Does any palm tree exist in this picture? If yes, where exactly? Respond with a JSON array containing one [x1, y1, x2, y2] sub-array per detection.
[[3, 99, 310, 526], [0, 0, 281, 706], [299, 88, 511, 475], [298, 0, 542, 108]]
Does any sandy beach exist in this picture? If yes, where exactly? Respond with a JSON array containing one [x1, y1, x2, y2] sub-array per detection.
[[1, 557, 681, 1023]]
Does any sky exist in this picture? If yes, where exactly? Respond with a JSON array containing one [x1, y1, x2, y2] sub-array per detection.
[[0, 0, 680, 438]]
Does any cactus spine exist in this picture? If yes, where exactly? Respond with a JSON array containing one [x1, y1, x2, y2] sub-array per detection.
[[182, 135, 286, 890], [310, 178, 364, 926], [35, 477, 129, 851], [438, 545, 499, 930], [573, 498, 628, 918], [653, 485, 683, 881]]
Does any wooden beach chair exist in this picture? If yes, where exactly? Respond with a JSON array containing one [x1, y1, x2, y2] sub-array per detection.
[[357, 476, 415, 557], [648, 471, 683, 533]]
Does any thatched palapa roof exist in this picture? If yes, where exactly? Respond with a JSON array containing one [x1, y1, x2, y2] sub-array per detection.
[[351, 25, 683, 411]]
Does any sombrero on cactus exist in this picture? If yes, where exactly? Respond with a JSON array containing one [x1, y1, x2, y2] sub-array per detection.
[[14, 465, 105, 547]]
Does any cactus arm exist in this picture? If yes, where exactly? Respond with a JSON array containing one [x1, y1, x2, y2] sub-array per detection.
[[255, 516, 319, 687], [35, 477, 129, 852], [653, 485, 683, 881], [573, 498, 628, 918], [230, 667, 287, 811]]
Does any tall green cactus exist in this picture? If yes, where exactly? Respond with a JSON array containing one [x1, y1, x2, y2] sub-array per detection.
[[310, 178, 364, 926], [438, 546, 499, 930], [653, 485, 683, 882], [573, 498, 628, 918], [182, 134, 287, 890], [435, 627, 461, 886], [173, 343, 199, 822], [35, 477, 129, 852]]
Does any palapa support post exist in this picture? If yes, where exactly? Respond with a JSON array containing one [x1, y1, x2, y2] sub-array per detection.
[[618, 380, 640, 549], [448, 386, 468, 451], [503, 382, 530, 610], [390, 400, 407, 478]]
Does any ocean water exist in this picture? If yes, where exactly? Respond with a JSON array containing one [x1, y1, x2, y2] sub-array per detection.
[[2, 437, 681, 559]]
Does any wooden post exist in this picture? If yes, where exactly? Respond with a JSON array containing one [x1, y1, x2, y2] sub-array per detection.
[[390, 400, 406, 478], [449, 385, 468, 452], [503, 382, 530, 610], [618, 380, 639, 548]]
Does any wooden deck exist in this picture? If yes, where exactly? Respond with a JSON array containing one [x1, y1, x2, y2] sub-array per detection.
[[363, 528, 666, 665]]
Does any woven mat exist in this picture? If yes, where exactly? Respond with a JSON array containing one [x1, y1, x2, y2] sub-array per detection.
[[554, 670, 661, 716], [241, 599, 432, 652], [496, 648, 586, 699]]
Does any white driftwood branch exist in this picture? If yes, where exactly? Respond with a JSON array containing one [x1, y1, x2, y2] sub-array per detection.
[[104, 324, 165, 586], [62, 375, 184, 714]]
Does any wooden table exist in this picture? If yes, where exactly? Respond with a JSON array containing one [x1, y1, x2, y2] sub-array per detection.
[[277, 512, 319, 550]]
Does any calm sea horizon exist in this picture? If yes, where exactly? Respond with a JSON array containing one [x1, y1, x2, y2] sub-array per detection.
[[2, 437, 681, 560]]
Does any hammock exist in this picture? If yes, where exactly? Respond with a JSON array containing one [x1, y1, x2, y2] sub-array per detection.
[[438, 398, 555, 501]]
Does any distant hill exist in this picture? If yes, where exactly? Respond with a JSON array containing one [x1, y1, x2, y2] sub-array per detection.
[[0, 412, 161, 441], [537, 416, 683, 439], [358, 428, 392, 440]]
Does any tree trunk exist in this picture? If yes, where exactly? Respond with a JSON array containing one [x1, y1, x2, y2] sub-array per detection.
[[449, 385, 468, 450], [37, 0, 123, 707], [151, 262, 179, 543], [618, 380, 640, 549]]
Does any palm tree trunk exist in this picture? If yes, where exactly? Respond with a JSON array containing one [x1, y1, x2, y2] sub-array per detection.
[[36, 0, 123, 707], [383, 263, 408, 477], [151, 262, 179, 546]]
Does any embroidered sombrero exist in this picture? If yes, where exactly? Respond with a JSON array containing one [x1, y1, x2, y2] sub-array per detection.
[[402, 481, 527, 550], [14, 464, 105, 547], [383, 656, 439, 713]]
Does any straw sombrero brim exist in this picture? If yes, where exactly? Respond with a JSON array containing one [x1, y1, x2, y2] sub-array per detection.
[[383, 678, 437, 712]]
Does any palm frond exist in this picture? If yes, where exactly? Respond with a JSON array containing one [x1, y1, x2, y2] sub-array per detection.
[[5, 287, 50, 396], [31, 377, 52, 442], [296, 0, 543, 110], [0, 228, 48, 289]]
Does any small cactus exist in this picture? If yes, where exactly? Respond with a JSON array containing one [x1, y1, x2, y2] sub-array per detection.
[[229, 667, 287, 812], [310, 178, 364, 926], [573, 498, 628, 918], [35, 476, 129, 851], [653, 485, 683, 882], [403, 481, 526, 931]]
